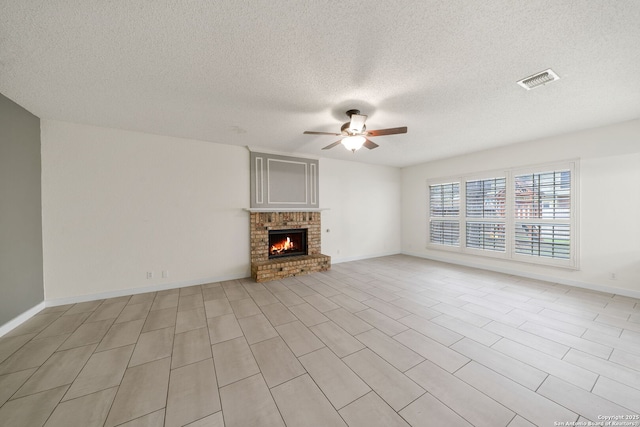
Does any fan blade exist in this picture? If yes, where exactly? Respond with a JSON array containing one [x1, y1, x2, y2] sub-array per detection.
[[366, 126, 407, 137], [363, 138, 379, 150], [304, 131, 341, 136], [349, 114, 367, 133], [322, 140, 343, 150]]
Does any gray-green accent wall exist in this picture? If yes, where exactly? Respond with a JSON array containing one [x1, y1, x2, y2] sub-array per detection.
[[0, 93, 44, 326]]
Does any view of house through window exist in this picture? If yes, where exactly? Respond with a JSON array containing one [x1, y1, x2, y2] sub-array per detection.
[[514, 171, 571, 259], [428, 162, 577, 268]]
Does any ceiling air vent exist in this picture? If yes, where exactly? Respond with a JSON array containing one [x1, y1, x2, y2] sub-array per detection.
[[517, 69, 560, 90]]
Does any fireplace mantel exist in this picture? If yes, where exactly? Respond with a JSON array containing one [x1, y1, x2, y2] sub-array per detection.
[[244, 208, 328, 213]]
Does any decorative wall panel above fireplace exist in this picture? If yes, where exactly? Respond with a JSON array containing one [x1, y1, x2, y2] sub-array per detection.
[[250, 151, 319, 209]]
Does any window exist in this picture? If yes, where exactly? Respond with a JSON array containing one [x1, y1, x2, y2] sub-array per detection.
[[466, 177, 506, 252], [429, 182, 460, 246], [514, 170, 571, 260], [428, 162, 577, 268], [466, 222, 506, 251]]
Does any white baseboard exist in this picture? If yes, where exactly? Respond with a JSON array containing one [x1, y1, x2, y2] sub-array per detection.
[[402, 250, 640, 300], [0, 301, 46, 338], [46, 253, 403, 307], [1, 274, 248, 336], [330, 251, 401, 265], [45, 273, 248, 307], [6, 253, 637, 338]]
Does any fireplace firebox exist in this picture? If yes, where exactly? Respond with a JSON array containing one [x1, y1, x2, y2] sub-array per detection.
[[268, 229, 307, 259]]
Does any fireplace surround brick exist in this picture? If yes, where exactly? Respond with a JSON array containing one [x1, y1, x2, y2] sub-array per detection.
[[250, 211, 330, 282]]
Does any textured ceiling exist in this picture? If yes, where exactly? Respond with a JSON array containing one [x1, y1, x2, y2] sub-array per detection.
[[1, 1, 639, 167]]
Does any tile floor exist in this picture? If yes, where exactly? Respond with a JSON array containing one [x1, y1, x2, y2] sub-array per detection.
[[1, 255, 639, 426]]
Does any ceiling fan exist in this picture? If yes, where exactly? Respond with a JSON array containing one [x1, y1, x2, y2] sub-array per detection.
[[303, 109, 407, 152]]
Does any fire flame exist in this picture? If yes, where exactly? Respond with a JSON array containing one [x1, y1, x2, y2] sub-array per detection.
[[271, 237, 294, 255]]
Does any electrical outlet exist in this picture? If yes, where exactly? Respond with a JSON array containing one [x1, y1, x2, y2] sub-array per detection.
[[162, 270, 168, 278], [147, 271, 153, 279]]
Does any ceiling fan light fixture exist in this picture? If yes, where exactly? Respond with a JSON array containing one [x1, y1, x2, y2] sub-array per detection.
[[342, 135, 366, 152], [306, 109, 407, 152], [348, 114, 367, 133]]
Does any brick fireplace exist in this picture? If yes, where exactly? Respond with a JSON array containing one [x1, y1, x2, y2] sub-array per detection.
[[250, 211, 331, 282]]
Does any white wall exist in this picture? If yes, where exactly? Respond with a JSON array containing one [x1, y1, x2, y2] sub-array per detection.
[[402, 119, 640, 297], [41, 121, 251, 301], [320, 158, 402, 263], [39, 118, 639, 300], [41, 121, 403, 301]]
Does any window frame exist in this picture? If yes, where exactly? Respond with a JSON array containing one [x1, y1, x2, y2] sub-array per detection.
[[427, 179, 461, 251], [509, 162, 578, 268], [427, 160, 579, 269], [463, 174, 508, 258]]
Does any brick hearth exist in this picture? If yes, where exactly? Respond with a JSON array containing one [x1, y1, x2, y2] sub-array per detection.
[[250, 211, 330, 282]]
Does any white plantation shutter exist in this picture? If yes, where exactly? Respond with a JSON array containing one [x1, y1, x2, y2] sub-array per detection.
[[514, 223, 570, 259], [514, 170, 571, 260], [429, 182, 460, 246], [465, 178, 506, 252], [428, 162, 577, 268], [466, 178, 506, 218], [466, 222, 506, 251], [430, 183, 460, 217], [430, 221, 460, 246]]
